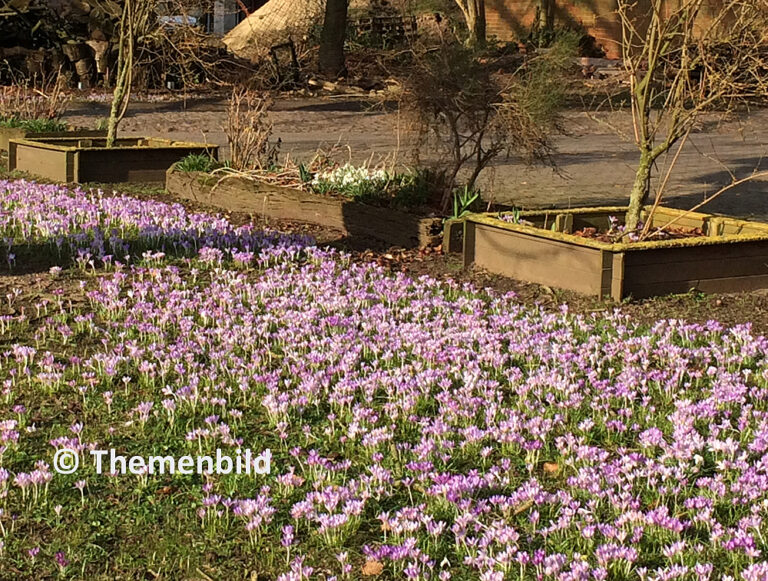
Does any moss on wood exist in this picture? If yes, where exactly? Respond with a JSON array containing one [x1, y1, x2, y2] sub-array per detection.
[[467, 209, 768, 252]]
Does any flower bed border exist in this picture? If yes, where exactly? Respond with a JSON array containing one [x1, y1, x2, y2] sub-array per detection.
[[463, 206, 768, 299], [0, 127, 107, 152], [166, 166, 443, 249], [8, 137, 218, 184]]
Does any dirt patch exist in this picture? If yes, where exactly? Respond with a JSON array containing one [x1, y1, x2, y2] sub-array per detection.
[[572, 225, 705, 243]]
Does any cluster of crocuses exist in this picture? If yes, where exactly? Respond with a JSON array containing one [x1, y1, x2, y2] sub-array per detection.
[[1, 179, 768, 579], [0, 179, 311, 268]]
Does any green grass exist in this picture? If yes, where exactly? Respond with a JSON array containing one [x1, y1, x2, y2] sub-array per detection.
[[0, 117, 68, 133], [175, 153, 220, 173]]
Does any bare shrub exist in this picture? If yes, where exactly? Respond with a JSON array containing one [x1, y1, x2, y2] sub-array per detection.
[[0, 70, 70, 122], [87, 0, 257, 144], [619, 0, 768, 230], [225, 88, 280, 171], [400, 37, 576, 213]]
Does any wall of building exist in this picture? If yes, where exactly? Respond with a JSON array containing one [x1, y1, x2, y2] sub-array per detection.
[[486, 0, 622, 56], [486, 0, 725, 59]]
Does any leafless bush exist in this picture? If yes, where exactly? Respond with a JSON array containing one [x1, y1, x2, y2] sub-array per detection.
[[619, 0, 768, 230], [136, 0, 266, 90], [400, 37, 576, 212], [86, 0, 256, 145], [225, 88, 280, 171], [0, 70, 70, 121]]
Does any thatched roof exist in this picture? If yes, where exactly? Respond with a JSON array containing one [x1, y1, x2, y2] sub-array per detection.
[[223, 0, 383, 59], [223, 0, 323, 59]]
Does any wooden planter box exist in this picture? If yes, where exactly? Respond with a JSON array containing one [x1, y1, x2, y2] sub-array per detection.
[[442, 218, 465, 253], [8, 137, 218, 184], [166, 167, 443, 249], [463, 207, 768, 300], [0, 127, 107, 152]]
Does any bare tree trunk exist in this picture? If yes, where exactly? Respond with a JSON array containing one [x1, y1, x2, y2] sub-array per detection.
[[540, 0, 555, 31], [470, 0, 486, 47], [106, 0, 148, 148], [626, 150, 653, 230], [319, 0, 349, 78], [455, 0, 486, 47], [106, 35, 131, 148]]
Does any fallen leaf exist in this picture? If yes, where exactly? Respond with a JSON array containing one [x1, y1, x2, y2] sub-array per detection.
[[362, 560, 384, 576], [156, 485, 177, 496], [513, 499, 534, 515], [543, 462, 560, 476]]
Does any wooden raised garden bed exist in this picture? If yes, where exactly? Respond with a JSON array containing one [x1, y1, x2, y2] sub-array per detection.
[[166, 167, 443, 249], [463, 206, 768, 300], [8, 137, 218, 184], [0, 127, 107, 152]]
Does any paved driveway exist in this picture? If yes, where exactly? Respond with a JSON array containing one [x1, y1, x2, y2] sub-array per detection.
[[68, 97, 768, 219]]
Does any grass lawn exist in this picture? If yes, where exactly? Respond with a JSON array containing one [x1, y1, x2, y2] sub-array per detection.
[[0, 178, 766, 579]]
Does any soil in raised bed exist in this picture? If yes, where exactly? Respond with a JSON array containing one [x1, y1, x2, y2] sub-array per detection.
[[572, 224, 705, 243]]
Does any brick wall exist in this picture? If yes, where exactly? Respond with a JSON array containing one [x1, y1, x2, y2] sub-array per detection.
[[485, 0, 724, 59], [486, 0, 622, 57]]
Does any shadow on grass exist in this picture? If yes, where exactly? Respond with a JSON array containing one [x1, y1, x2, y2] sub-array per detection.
[[0, 236, 193, 277]]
